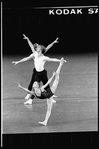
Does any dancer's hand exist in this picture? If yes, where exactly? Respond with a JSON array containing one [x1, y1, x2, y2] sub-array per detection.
[[17, 82, 21, 88], [63, 59, 67, 63], [12, 61, 18, 65], [60, 58, 67, 63], [23, 34, 28, 40], [54, 37, 59, 43]]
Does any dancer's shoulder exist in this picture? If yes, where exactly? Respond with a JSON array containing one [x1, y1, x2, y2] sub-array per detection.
[[30, 53, 35, 58], [43, 56, 50, 60]]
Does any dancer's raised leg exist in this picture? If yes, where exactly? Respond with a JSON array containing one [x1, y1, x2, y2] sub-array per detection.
[[51, 58, 65, 94]]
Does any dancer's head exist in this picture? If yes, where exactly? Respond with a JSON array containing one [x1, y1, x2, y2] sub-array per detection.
[[34, 43, 46, 54], [33, 43, 39, 51], [32, 81, 41, 95], [33, 81, 40, 89]]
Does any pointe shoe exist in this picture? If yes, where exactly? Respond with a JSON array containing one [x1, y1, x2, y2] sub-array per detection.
[[39, 121, 47, 126], [25, 94, 30, 100], [24, 99, 33, 105]]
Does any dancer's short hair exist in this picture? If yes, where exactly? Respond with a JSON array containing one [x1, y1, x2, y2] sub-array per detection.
[[34, 43, 46, 54], [40, 45, 46, 54], [33, 43, 38, 51]]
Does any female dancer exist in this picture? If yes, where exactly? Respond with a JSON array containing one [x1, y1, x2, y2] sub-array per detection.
[[17, 58, 66, 125]]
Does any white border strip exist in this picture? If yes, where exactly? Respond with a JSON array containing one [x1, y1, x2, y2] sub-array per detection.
[[35, 5, 98, 9], [1, 2, 3, 147]]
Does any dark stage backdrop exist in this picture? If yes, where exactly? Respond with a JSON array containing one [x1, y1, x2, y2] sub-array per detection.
[[3, 5, 98, 56]]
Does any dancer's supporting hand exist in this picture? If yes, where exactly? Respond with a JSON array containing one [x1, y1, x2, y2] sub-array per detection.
[[16, 82, 21, 88]]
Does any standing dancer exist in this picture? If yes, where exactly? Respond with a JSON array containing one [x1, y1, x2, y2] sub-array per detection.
[[12, 36, 61, 104], [17, 58, 66, 125], [23, 34, 58, 100]]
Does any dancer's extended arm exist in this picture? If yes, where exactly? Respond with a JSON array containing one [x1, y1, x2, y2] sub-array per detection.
[[23, 34, 35, 53], [17, 83, 34, 95], [12, 53, 34, 65], [45, 37, 59, 53], [45, 57, 66, 63]]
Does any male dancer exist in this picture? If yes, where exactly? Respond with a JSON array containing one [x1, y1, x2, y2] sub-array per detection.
[[23, 34, 58, 100], [12, 36, 61, 104]]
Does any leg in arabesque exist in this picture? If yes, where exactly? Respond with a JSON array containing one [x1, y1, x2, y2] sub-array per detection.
[[51, 58, 65, 94]]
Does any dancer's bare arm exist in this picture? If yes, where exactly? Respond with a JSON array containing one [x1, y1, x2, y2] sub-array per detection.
[[45, 37, 59, 53], [12, 53, 34, 65], [41, 72, 56, 90], [17, 83, 34, 95], [45, 56, 66, 63], [23, 34, 35, 53]]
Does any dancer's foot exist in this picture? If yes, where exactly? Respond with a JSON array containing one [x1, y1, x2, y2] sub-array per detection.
[[39, 121, 47, 126], [52, 99, 56, 103], [52, 95, 57, 103], [53, 95, 57, 98], [25, 93, 30, 100], [24, 98, 33, 105]]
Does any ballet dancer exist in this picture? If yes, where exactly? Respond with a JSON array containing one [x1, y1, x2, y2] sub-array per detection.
[[12, 36, 61, 104], [23, 34, 58, 100], [17, 58, 66, 125]]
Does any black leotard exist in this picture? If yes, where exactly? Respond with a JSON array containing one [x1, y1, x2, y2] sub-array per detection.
[[35, 88, 54, 99]]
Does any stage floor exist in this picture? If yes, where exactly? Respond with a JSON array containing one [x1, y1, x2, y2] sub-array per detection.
[[2, 54, 98, 133]]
